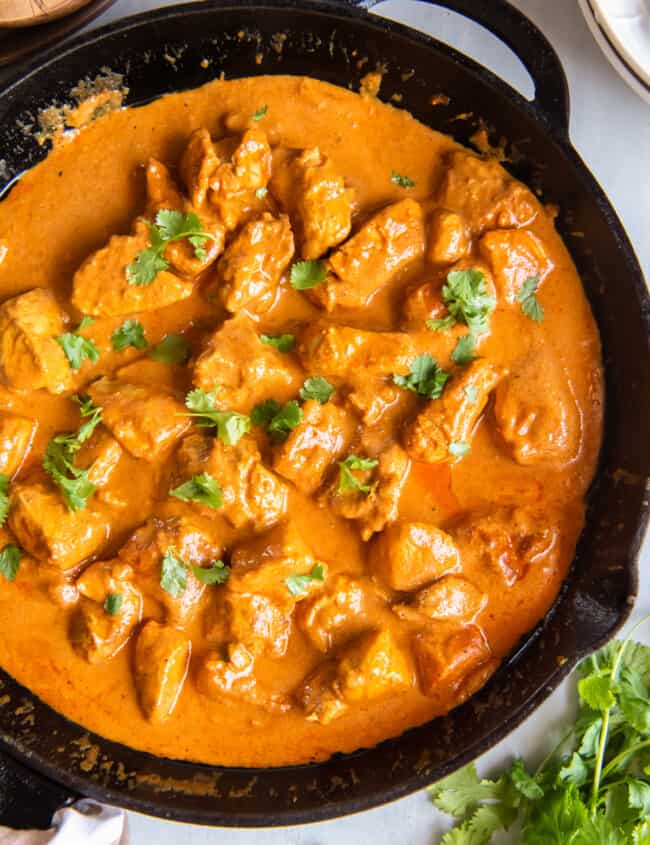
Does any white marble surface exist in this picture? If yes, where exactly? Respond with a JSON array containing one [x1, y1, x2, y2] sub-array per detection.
[[54, 0, 650, 841]]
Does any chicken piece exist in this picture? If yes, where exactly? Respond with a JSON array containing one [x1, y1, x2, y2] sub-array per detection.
[[298, 322, 416, 380], [311, 199, 425, 311], [369, 522, 459, 591], [345, 378, 403, 427], [144, 158, 226, 278], [228, 521, 318, 603], [71, 560, 143, 664], [325, 444, 411, 541], [118, 513, 223, 624], [192, 315, 301, 412], [436, 150, 540, 234], [479, 229, 553, 304], [427, 209, 470, 265], [71, 221, 195, 317], [197, 643, 290, 712], [412, 624, 492, 698], [0, 289, 73, 394], [87, 378, 190, 461], [225, 592, 292, 658], [8, 481, 109, 570], [272, 400, 355, 494], [493, 354, 581, 466], [74, 426, 122, 489], [133, 621, 191, 723], [296, 629, 413, 724], [178, 128, 219, 208], [291, 147, 354, 259], [296, 574, 377, 653], [405, 360, 504, 464], [395, 575, 486, 625], [216, 213, 294, 314], [453, 505, 560, 586], [208, 128, 273, 230], [176, 433, 288, 530], [402, 279, 447, 327], [0, 413, 36, 477]]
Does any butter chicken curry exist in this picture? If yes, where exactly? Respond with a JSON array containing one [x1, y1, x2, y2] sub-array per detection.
[[0, 76, 603, 766]]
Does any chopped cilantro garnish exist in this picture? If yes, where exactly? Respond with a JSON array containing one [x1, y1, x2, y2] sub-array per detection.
[[299, 376, 334, 404], [285, 563, 326, 597], [160, 546, 187, 597], [104, 593, 123, 615], [170, 473, 223, 509], [427, 268, 496, 337], [338, 455, 379, 495], [290, 259, 327, 290], [251, 399, 302, 441], [0, 543, 22, 582], [518, 274, 545, 322], [451, 334, 477, 366], [111, 319, 148, 351], [148, 333, 191, 364], [391, 170, 415, 188], [251, 105, 268, 121], [56, 319, 100, 371], [126, 209, 217, 286], [192, 560, 230, 585], [260, 333, 295, 352], [184, 389, 251, 445], [0, 474, 9, 527], [393, 353, 450, 400]]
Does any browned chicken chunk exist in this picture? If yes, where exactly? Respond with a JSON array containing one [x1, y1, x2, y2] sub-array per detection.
[[394, 575, 487, 625], [225, 592, 292, 658], [0, 412, 36, 477], [133, 621, 191, 723], [412, 624, 494, 700], [197, 643, 290, 712], [427, 209, 470, 265], [75, 426, 123, 490], [311, 199, 425, 311], [0, 289, 73, 394], [296, 574, 379, 653], [369, 522, 459, 591], [479, 228, 554, 304]]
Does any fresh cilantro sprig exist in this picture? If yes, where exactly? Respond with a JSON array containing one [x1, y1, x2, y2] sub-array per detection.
[[184, 389, 250, 445], [160, 546, 229, 595], [111, 319, 148, 351], [251, 399, 303, 441], [42, 395, 103, 511], [126, 209, 218, 286], [170, 473, 223, 509], [285, 563, 326, 597], [192, 560, 230, 585], [299, 376, 334, 404], [56, 317, 100, 371], [290, 259, 327, 290], [337, 455, 379, 495], [429, 616, 650, 845], [391, 170, 415, 188], [0, 474, 9, 527], [148, 333, 191, 364], [251, 104, 268, 121], [393, 353, 450, 400], [518, 275, 545, 323], [0, 543, 22, 582], [104, 593, 123, 615], [260, 333, 295, 353]]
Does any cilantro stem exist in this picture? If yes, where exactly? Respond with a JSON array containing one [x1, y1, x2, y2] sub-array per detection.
[[600, 738, 650, 782], [534, 725, 575, 776]]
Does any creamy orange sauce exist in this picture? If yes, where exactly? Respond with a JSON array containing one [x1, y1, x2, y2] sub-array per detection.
[[0, 76, 602, 767]]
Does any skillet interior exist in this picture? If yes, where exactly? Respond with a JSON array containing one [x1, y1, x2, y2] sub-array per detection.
[[0, 0, 648, 826]]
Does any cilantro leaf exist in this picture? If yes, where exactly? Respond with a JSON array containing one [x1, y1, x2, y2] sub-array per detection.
[[184, 389, 251, 445], [260, 333, 295, 352], [433, 268, 497, 337], [56, 327, 100, 371], [393, 353, 450, 399], [427, 314, 457, 332], [170, 473, 223, 509], [578, 674, 615, 711], [104, 593, 122, 615], [518, 275, 545, 322], [160, 547, 187, 597], [126, 243, 169, 285], [156, 209, 202, 241], [111, 319, 148, 351], [391, 170, 415, 188], [191, 560, 230, 585], [290, 259, 327, 290], [299, 376, 334, 404], [451, 334, 477, 366], [251, 399, 302, 441], [337, 454, 378, 495], [148, 333, 191, 364], [558, 752, 590, 787], [0, 474, 9, 527], [510, 759, 544, 800], [251, 104, 268, 121], [285, 563, 326, 597], [0, 543, 22, 582]]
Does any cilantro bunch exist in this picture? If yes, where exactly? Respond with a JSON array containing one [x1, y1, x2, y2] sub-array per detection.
[[429, 618, 650, 844]]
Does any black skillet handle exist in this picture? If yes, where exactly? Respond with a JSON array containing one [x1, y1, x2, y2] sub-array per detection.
[[351, 0, 570, 134], [0, 746, 76, 830]]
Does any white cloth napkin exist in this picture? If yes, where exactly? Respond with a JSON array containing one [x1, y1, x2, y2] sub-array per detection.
[[0, 801, 128, 845]]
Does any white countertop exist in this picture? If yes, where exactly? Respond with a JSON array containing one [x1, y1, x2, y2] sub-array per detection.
[[47, 0, 650, 841]]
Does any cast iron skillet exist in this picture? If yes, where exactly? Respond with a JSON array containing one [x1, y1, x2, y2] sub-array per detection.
[[0, 0, 648, 830]]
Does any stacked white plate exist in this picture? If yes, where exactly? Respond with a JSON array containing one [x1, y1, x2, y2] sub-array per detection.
[[579, 0, 650, 104]]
